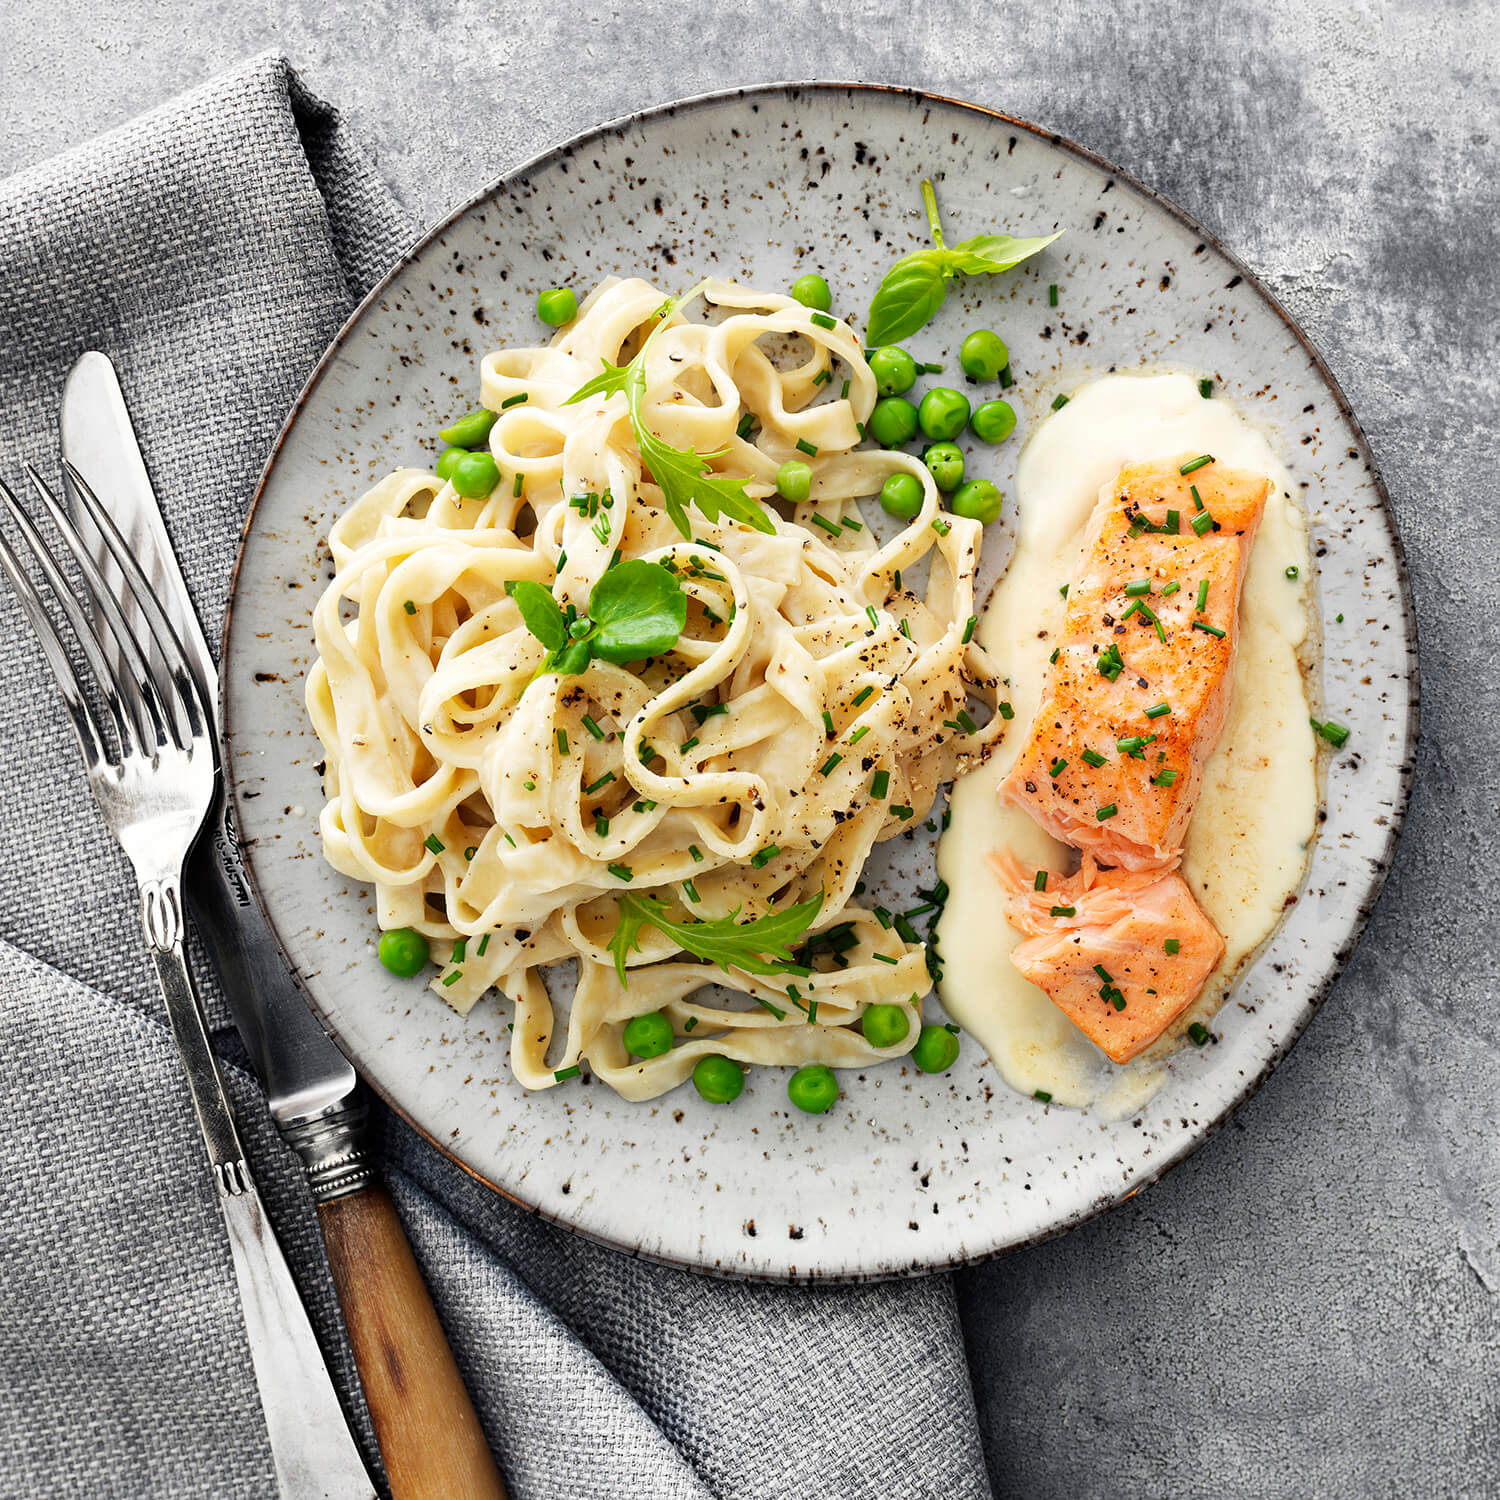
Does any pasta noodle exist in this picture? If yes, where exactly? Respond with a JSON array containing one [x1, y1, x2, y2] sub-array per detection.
[[306, 277, 1002, 1100]]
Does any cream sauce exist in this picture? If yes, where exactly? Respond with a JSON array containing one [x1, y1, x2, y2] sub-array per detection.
[[936, 372, 1316, 1111]]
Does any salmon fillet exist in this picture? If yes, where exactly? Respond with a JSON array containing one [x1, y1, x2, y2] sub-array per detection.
[[990, 851, 1225, 1063], [999, 456, 1270, 872]]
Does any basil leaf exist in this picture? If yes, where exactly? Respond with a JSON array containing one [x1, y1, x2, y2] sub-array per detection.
[[587, 558, 688, 664], [509, 580, 567, 652], [864, 253, 949, 346], [944, 230, 1063, 275]]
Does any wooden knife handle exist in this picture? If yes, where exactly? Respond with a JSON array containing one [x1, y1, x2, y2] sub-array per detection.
[[317, 1185, 507, 1500]]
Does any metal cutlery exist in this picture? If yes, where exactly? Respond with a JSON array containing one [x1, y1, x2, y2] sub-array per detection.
[[0, 463, 376, 1499]]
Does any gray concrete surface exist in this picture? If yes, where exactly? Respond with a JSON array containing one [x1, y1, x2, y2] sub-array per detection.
[[7, 0, 1497, 1494]]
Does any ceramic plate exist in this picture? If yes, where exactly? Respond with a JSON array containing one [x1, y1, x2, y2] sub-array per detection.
[[222, 84, 1416, 1280]]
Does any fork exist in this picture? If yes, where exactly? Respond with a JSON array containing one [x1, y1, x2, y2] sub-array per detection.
[[0, 464, 376, 1499]]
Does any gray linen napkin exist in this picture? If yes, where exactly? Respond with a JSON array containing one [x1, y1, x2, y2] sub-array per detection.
[[0, 55, 993, 1500]]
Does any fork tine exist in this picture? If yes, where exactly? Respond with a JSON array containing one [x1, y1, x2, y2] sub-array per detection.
[[0, 513, 108, 773], [62, 460, 208, 744], [0, 476, 139, 758], [20, 463, 187, 754]]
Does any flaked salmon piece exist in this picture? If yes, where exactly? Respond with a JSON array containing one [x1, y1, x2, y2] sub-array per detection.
[[999, 456, 1271, 871], [989, 851, 1224, 1063]]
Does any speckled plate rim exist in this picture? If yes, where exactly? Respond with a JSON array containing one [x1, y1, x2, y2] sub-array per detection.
[[222, 80, 1420, 1282]]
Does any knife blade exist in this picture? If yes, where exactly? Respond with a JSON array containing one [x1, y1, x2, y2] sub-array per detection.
[[60, 351, 358, 1129]]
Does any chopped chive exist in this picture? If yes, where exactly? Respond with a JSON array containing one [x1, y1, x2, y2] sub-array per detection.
[[464, 845, 478, 860], [931, 517, 951, 537], [893, 913, 919, 944], [1093, 963, 1113, 982], [999, 365, 1014, 388], [810, 311, 837, 330], [871, 769, 890, 799], [872, 953, 898, 965], [1111, 995, 1126, 1011], [523, 777, 536, 790], [818, 753, 843, 776], [796, 437, 819, 457], [1285, 565, 1300, 579], [849, 725, 870, 745], [1313, 718, 1351, 747], [866, 605, 880, 628], [1190, 484, 1204, 510], [556, 549, 567, 570], [961, 615, 977, 644], [853, 685, 876, 707], [874, 906, 893, 929], [1152, 768, 1178, 787], [1051, 393, 1070, 410], [812, 368, 832, 387], [1161, 580, 1181, 597], [736, 412, 757, 440], [1050, 905, 1076, 918], [1164, 509, 1180, 534], [821, 709, 836, 737], [751, 845, 780, 868], [594, 814, 609, 837], [500, 392, 528, 409], [581, 715, 606, 742], [1165, 937, 1181, 955], [403, 599, 416, 615], [1198, 378, 1213, 398], [956, 710, 979, 734], [1190, 510, 1215, 537], [1048, 757, 1068, 777], [1193, 620, 1226, 639], [556, 728, 569, 755], [452, 939, 468, 963], [1121, 599, 1144, 621], [423, 834, 445, 855], [1049, 648, 1060, 664], [632, 800, 657, 813], [841, 515, 863, 531], [689, 844, 704, 862], [1081, 747, 1107, 768], [1145, 701, 1171, 719], [1034, 870, 1048, 892], [684, 1016, 699, 1032], [894, 570, 903, 592], [442, 970, 463, 987], [554, 1064, 581, 1081], [584, 771, 616, 795], [1116, 735, 1155, 757], [513, 471, 525, 497], [682, 878, 701, 902], [679, 736, 700, 754], [890, 805, 914, 820], [691, 703, 729, 725], [1059, 583, 1070, 599], [1048, 283, 1059, 307], [1124, 579, 1151, 597], [810, 512, 841, 537], [1097, 643, 1124, 681], [1179, 454, 1212, 475], [1186, 1021, 1210, 1047], [998, 701, 1015, 720], [1034, 1089, 1053, 1103], [608, 862, 634, 882], [1096, 803, 1118, 820], [476, 934, 490, 956], [840, 379, 851, 399], [1196, 579, 1210, 612]]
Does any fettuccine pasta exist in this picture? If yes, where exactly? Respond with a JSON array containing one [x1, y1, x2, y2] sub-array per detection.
[[307, 277, 1001, 1100]]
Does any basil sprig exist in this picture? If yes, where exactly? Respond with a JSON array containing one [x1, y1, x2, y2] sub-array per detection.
[[864, 179, 1061, 346], [510, 557, 687, 675]]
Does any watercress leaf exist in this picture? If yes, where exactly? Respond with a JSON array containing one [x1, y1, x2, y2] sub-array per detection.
[[547, 639, 594, 676], [944, 230, 1063, 275], [509, 579, 567, 651], [587, 558, 688, 664], [565, 358, 633, 405], [865, 252, 950, 345], [611, 890, 826, 983]]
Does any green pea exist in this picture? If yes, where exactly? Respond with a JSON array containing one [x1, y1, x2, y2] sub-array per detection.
[[537, 286, 577, 326], [917, 387, 971, 442], [951, 479, 1002, 525], [959, 329, 1009, 381], [377, 927, 429, 978], [435, 446, 467, 481], [791, 273, 832, 311], [868, 396, 919, 447], [622, 1011, 674, 1059], [922, 442, 966, 493], [787, 1064, 839, 1114], [692, 1054, 745, 1103], [912, 1024, 960, 1074], [438, 407, 498, 448], [868, 346, 917, 398], [970, 399, 1017, 445], [862, 1002, 911, 1049], [450, 450, 500, 499], [879, 472, 924, 520], [776, 460, 813, 503]]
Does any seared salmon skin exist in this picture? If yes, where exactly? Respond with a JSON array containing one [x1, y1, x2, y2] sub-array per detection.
[[989, 851, 1225, 1063], [999, 456, 1270, 871]]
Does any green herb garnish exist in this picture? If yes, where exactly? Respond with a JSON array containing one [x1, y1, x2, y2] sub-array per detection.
[[607, 890, 825, 984]]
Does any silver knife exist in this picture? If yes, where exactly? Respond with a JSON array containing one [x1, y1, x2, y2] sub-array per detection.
[[62, 352, 509, 1500]]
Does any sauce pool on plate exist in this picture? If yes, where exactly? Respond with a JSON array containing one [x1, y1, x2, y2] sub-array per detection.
[[935, 371, 1317, 1111]]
